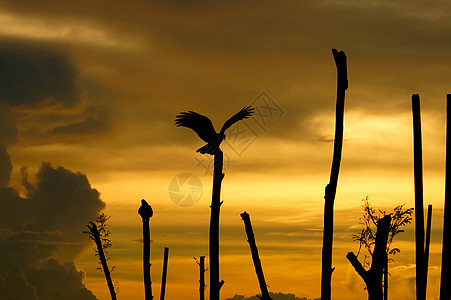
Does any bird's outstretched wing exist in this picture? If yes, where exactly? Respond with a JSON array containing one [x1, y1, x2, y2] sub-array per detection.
[[175, 111, 218, 143], [219, 106, 254, 135]]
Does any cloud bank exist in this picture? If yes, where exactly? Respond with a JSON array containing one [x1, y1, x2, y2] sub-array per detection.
[[0, 158, 105, 299]]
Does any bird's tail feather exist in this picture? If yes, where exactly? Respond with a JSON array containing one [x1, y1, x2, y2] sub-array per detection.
[[196, 143, 221, 155]]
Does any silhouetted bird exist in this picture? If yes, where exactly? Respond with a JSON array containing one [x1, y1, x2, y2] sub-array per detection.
[[175, 106, 254, 155], [138, 199, 153, 220]]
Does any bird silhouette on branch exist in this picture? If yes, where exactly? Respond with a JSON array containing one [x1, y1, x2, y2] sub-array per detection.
[[175, 106, 254, 155]]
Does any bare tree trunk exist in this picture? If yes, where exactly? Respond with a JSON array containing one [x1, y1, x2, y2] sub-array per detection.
[[89, 222, 117, 300], [241, 212, 272, 300], [347, 215, 391, 300], [412, 94, 426, 300], [321, 48, 348, 300], [383, 254, 388, 300], [440, 94, 451, 300], [424, 204, 432, 296], [199, 256, 205, 300], [210, 151, 224, 300], [142, 218, 153, 300], [160, 247, 169, 300]]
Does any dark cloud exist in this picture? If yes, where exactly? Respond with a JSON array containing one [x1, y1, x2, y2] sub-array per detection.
[[0, 187, 27, 230], [0, 160, 105, 299], [51, 105, 112, 135], [0, 38, 81, 108], [20, 162, 106, 258], [226, 292, 320, 300], [0, 38, 114, 146], [3, 0, 447, 150], [0, 145, 12, 187], [0, 258, 97, 300], [0, 38, 85, 146], [29, 259, 97, 300], [0, 263, 37, 299], [0, 103, 19, 145]]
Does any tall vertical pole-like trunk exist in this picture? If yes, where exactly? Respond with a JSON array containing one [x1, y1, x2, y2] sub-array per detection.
[[424, 204, 432, 296], [347, 215, 391, 300], [199, 256, 205, 300], [210, 151, 224, 300], [143, 218, 153, 300], [321, 49, 348, 300], [440, 94, 451, 300], [240, 212, 272, 300], [412, 94, 426, 300], [160, 247, 169, 300], [383, 254, 388, 300], [89, 222, 117, 300]]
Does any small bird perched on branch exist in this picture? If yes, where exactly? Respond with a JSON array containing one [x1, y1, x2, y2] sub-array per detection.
[[175, 106, 254, 155], [138, 199, 153, 220]]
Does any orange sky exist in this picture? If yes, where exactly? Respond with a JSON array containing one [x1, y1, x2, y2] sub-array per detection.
[[0, 1, 450, 299]]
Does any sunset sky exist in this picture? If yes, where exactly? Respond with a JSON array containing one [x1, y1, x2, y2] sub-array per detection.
[[0, 1, 450, 299]]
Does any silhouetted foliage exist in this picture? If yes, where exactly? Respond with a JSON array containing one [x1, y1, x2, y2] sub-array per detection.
[[347, 215, 391, 300], [350, 198, 413, 300], [84, 213, 118, 300], [85, 214, 112, 256], [352, 197, 413, 267]]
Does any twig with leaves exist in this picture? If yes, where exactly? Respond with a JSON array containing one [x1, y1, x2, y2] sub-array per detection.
[[84, 213, 118, 300], [348, 215, 391, 300], [351, 197, 413, 299]]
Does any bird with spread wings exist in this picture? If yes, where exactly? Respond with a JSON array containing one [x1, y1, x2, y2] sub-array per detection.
[[175, 106, 254, 155]]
